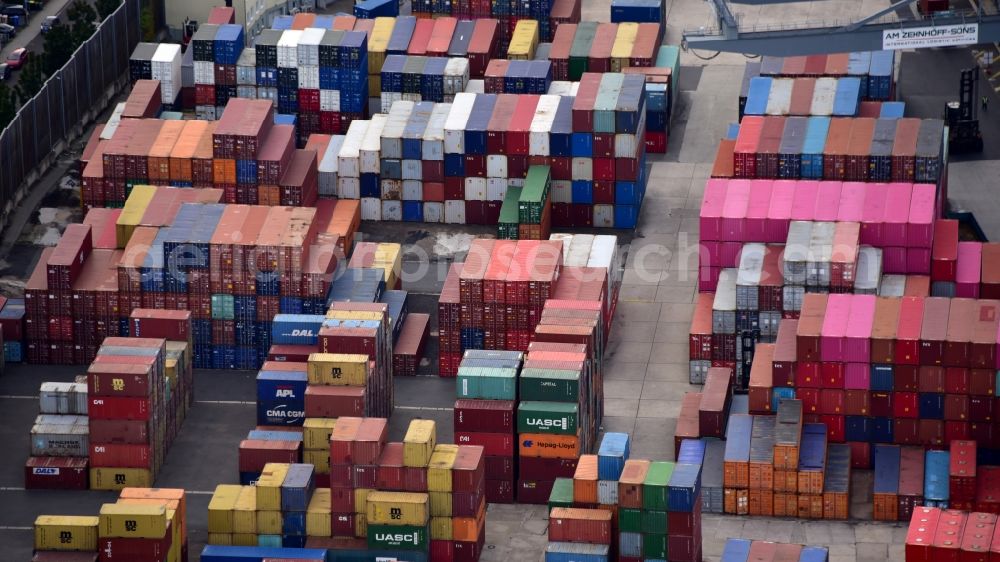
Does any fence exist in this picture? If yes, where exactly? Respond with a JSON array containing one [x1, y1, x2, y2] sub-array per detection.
[[0, 0, 142, 235]]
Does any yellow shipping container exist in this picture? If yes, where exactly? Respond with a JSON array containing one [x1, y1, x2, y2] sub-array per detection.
[[325, 310, 386, 322], [430, 516, 453, 540], [116, 185, 157, 248], [117, 499, 179, 560], [304, 418, 337, 449], [256, 463, 290, 510], [119, 487, 187, 542], [207, 484, 242, 534], [304, 449, 331, 474], [308, 353, 369, 386], [374, 243, 402, 288], [34, 515, 99, 551], [427, 444, 458, 491], [233, 532, 258, 546], [508, 20, 539, 60], [366, 491, 429, 525], [232, 486, 257, 535], [99, 503, 168, 539], [354, 488, 372, 515], [404, 420, 438, 468], [90, 467, 152, 490], [257, 510, 283, 535], [368, 17, 395, 77], [429, 491, 453, 517], [207, 532, 232, 545], [611, 23, 639, 71], [354, 513, 367, 538], [307, 489, 332, 537]]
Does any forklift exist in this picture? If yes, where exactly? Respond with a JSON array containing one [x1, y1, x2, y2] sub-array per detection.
[[945, 67, 984, 154]]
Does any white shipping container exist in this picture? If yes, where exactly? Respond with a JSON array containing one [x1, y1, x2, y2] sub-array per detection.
[[31, 415, 89, 457], [39, 383, 88, 415], [402, 180, 423, 201], [593, 205, 614, 228], [597, 480, 618, 505], [101, 103, 127, 139], [339, 177, 361, 199], [257, 87, 277, 105], [444, 93, 475, 153], [422, 103, 450, 161], [444, 58, 470, 96], [589, 235, 620, 276], [402, 93, 422, 103], [464, 177, 487, 200], [237, 85, 257, 99], [879, 274, 906, 297], [194, 61, 215, 85], [381, 101, 414, 160], [318, 135, 347, 197], [486, 178, 507, 201], [277, 30, 303, 68], [567, 234, 595, 266], [401, 160, 422, 180], [298, 65, 320, 90], [321, 89, 340, 112], [236, 48, 257, 86], [464, 79, 485, 94], [487, 155, 507, 178], [151, 43, 183, 102], [382, 200, 403, 221], [361, 197, 382, 220], [572, 158, 593, 181], [360, 114, 389, 174], [338, 119, 370, 178], [195, 105, 217, 120], [548, 81, 575, 96], [529, 94, 560, 156], [381, 92, 402, 113], [811, 78, 837, 116], [298, 28, 325, 66], [615, 111, 646, 158], [766, 78, 793, 116], [445, 200, 466, 224], [551, 180, 572, 203], [424, 202, 444, 223], [381, 179, 402, 200]]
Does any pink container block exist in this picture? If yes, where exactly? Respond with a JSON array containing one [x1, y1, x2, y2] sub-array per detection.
[[721, 180, 752, 241], [837, 182, 867, 223], [720, 242, 743, 268], [699, 179, 728, 242], [956, 241, 983, 298], [698, 266, 720, 292], [820, 293, 852, 363], [906, 248, 931, 275], [882, 183, 913, 247], [745, 180, 773, 242], [702, 241, 721, 268], [844, 362, 870, 390], [907, 183, 936, 248], [813, 181, 843, 222], [845, 294, 875, 363], [860, 183, 888, 246], [766, 180, 795, 243], [883, 246, 907, 274], [790, 180, 819, 221]]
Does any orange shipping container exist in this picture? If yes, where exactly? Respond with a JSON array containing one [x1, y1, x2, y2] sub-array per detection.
[[519, 432, 581, 459], [572, 454, 598, 504], [169, 121, 209, 183], [147, 121, 186, 182], [213, 159, 237, 185]]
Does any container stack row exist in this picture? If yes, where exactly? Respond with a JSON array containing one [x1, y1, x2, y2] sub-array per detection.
[[544, 432, 704, 562], [380, 55, 470, 111], [905, 507, 1000, 562], [742, 77, 864, 119], [128, 42, 183, 108], [720, 539, 829, 562], [869, 442, 976, 521], [0, 296, 24, 362], [928, 221, 1000, 299], [405, 0, 582, 48], [190, 23, 248, 119], [34, 487, 188, 562], [495, 165, 554, 240], [546, 21, 662, 81], [27, 380, 89, 490]]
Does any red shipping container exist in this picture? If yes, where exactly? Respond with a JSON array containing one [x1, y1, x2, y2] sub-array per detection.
[[895, 297, 926, 365], [977, 467, 1000, 513], [906, 507, 941, 562], [920, 297, 951, 366], [951, 440, 978, 506], [547, 508, 612, 544], [454, 400, 515, 433], [89, 419, 150, 444], [89, 443, 152, 469], [24, 456, 89, 490], [486, 478, 514, 503], [97, 529, 173, 561], [960, 512, 996, 562], [455, 431, 514, 456], [820, 389, 845, 415], [519, 456, 578, 480], [772, 319, 798, 387], [453, 445, 485, 494], [485, 455, 514, 480], [932, 220, 959, 281], [238, 439, 301, 472], [932, 510, 968, 562], [305, 386, 364, 418], [88, 396, 151, 421], [895, 418, 921, 446]]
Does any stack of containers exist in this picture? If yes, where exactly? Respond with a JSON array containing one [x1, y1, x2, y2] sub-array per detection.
[[192, 24, 222, 119], [0, 296, 25, 362], [328, 416, 389, 539], [484, 59, 553, 94], [321, 300, 395, 418], [439, 263, 465, 376], [454, 349, 522, 503], [26, 381, 89, 490], [748, 52, 896, 101], [380, 55, 471, 110], [393, 312, 431, 376]]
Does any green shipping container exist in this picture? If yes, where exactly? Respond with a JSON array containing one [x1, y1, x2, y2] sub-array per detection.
[[519, 368, 580, 402], [643, 532, 668, 559], [641, 509, 668, 534], [498, 186, 522, 240], [518, 165, 551, 224], [593, 73, 624, 134], [569, 22, 598, 81], [211, 294, 235, 320], [517, 401, 579, 435], [367, 524, 430, 551], [642, 461, 674, 511], [548, 478, 574, 510], [656, 45, 680, 111], [456, 366, 517, 400], [618, 508, 643, 533]]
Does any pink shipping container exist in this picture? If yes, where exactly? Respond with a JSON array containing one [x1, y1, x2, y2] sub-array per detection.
[[721, 180, 752, 241], [837, 182, 866, 223], [883, 183, 914, 247], [766, 180, 795, 243], [745, 180, 773, 242], [860, 183, 888, 245], [956, 242, 983, 299], [907, 183, 936, 248], [790, 181, 819, 221], [699, 179, 727, 242], [907, 248, 931, 275], [845, 294, 875, 362], [813, 181, 842, 222], [844, 362, 870, 389], [820, 294, 852, 362]]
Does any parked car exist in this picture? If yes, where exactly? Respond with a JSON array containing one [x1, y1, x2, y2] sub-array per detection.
[[6, 47, 27, 70], [40, 15, 58, 33], [0, 63, 10, 81], [2, 5, 27, 19], [0, 23, 16, 37]]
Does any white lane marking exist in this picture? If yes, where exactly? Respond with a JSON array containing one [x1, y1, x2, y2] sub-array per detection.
[[195, 400, 254, 405], [0, 487, 25, 491], [0, 395, 39, 399], [395, 405, 453, 412], [0, 526, 32, 531]]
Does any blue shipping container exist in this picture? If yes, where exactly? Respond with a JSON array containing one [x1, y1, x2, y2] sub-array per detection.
[[832, 77, 862, 116], [597, 432, 630, 480], [800, 547, 829, 562], [925, 450, 950, 501], [722, 539, 752, 562], [281, 463, 315, 511], [801, 117, 831, 179], [677, 439, 706, 466], [873, 444, 901, 494], [271, 314, 325, 345], [667, 463, 702, 512], [545, 542, 611, 562], [743, 77, 772, 117], [200, 546, 326, 561]]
